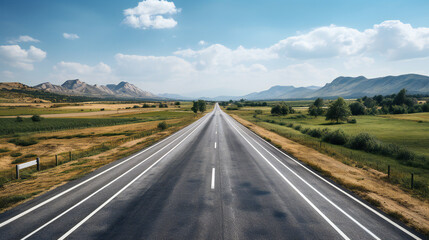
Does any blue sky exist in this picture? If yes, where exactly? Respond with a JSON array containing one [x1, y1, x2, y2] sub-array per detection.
[[1, 0, 429, 97]]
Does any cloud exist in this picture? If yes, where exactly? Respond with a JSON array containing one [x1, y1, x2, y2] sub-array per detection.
[[174, 44, 277, 70], [271, 20, 429, 60], [8, 35, 40, 44], [0, 45, 46, 70], [63, 33, 80, 40], [198, 40, 207, 46], [123, 0, 179, 29]]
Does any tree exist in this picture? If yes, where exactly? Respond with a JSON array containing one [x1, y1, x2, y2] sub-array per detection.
[[314, 98, 324, 108], [197, 100, 206, 112], [308, 98, 324, 117], [16, 116, 23, 122], [31, 114, 42, 122], [174, 101, 180, 106], [363, 98, 376, 108], [393, 88, 407, 105], [349, 102, 366, 115], [157, 121, 168, 130], [191, 101, 198, 113], [325, 97, 351, 123], [271, 103, 293, 115]]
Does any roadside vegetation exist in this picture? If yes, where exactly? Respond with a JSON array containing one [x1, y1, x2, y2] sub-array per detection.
[[0, 101, 209, 212]]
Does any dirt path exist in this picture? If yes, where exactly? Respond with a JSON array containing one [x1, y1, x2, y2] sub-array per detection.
[[231, 114, 429, 235]]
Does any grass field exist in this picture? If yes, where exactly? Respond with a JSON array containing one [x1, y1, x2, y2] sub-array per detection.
[[0, 106, 96, 116], [228, 106, 429, 198]]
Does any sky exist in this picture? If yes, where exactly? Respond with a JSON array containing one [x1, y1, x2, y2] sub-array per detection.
[[1, 0, 429, 97]]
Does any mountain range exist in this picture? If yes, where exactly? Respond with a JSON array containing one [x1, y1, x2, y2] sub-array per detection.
[[213, 74, 429, 101], [34, 79, 158, 99]]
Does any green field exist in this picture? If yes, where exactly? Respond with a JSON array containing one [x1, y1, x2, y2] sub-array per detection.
[[228, 106, 429, 198], [0, 106, 97, 116]]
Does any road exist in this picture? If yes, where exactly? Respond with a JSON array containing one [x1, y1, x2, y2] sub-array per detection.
[[0, 104, 423, 239]]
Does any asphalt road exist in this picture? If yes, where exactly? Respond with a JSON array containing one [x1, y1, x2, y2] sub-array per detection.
[[0, 104, 423, 239]]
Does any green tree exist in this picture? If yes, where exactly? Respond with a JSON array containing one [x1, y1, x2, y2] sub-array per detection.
[[197, 100, 206, 112], [191, 101, 198, 113], [31, 114, 42, 122], [393, 88, 407, 105], [349, 102, 366, 115], [325, 97, 351, 123], [271, 103, 293, 115], [308, 98, 324, 117], [314, 98, 324, 108], [174, 101, 180, 106]]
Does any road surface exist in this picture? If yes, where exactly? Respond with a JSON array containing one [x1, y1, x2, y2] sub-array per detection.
[[0, 104, 423, 239]]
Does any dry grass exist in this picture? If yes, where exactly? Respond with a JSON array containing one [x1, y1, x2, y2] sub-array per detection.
[[0, 114, 201, 212], [231, 114, 429, 235]]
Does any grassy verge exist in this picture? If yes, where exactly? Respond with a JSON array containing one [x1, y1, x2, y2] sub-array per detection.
[[0, 112, 203, 211], [228, 111, 429, 236]]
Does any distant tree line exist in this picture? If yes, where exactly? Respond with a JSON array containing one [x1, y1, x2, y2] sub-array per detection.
[[191, 100, 207, 113]]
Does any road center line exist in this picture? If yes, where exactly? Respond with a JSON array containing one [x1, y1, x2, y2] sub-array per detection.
[[58, 111, 210, 240], [211, 168, 215, 189], [224, 115, 350, 240], [0, 114, 211, 229], [214, 142, 217, 149]]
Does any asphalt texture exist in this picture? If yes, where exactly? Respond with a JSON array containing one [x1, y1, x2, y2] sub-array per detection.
[[0, 104, 424, 240]]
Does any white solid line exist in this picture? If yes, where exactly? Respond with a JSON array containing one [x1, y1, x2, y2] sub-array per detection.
[[224, 113, 380, 240], [211, 168, 215, 189], [0, 115, 207, 229], [58, 111, 211, 240], [20, 114, 212, 239], [214, 142, 217, 149], [226, 113, 421, 240], [223, 115, 350, 240]]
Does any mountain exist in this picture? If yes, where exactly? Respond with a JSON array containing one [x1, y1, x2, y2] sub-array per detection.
[[34, 79, 159, 99], [157, 93, 192, 100], [242, 85, 320, 100], [309, 74, 429, 98], [0, 82, 37, 91]]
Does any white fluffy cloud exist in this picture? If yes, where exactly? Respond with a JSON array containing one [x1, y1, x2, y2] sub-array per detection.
[[8, 35, 40, 44], [271, 20, 429, 60], [63, 33, 80, 40], [123, 0, 179, 29], [0, 45, 46, 70]]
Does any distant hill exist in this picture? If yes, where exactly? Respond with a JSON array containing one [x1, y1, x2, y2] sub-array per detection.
[[308, 74, 429, 98], [157, 93, 192, 100], [242, 85, 320, 100], [222, 74, 429, 101], [34, 79, 159, 99]]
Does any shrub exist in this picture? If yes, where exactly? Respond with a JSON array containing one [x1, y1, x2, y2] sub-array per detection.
[[347, 118, 357, 124], [226, 106, 239, 110], [8, 137, 39, 146], [307, 128, 324, 138], [133, 105, 140, 108], [157, 121, 168, 130], [287, 123, 294, 127], [100, 108, 105, 111], [322, 129, 348, 145], [294, 125, 302, 131], [301, 128, 310, 134], [31, 115, 42, 122], [142, 103, 150, 108], [396, 148, 416, 163], [10, 152, 22, 157], [16, 116, 23, 122], [254, 110, 263, 115], [0, 148, 9, 153], [348, 133, 379, 152], [349, 102, 366, 115]]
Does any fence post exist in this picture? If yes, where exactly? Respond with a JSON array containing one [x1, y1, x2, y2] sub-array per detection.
[[387, 165, 390, 179], [411, 173, 414, 189], [16, 165, 19, 179], [56, 155, 58, 166], [36, 157, 40, 171]]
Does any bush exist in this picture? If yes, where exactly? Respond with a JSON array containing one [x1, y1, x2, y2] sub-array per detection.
[[307, 128, 324, 138], [294, 125, 302, 131], [31, 115, 42, 122], [133, 105, 140, 108], [349, 102, 366, 115], [142, 103, 150, 108], [348, 133, 379, 152], [100, 108, 105, 111], [287, 123, 294, 127], [0, 148, 9, 153], [157, 121, 168, 130], [322, 129, 348, 145], [254, 110, 263, 115], [8, 137, 39, 146], [226, 106, 239, 110], [347, 118, 357, 124], [10, 152, 22, 157], [396, 148, 416, 163], [16, 116, 23, 122]]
